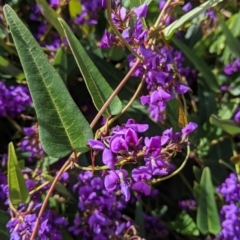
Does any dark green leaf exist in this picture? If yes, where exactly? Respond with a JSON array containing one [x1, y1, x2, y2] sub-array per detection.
[[4, 5, 93, 158], [59, 18, 122, 117], [135, 199, 146, 238], [0, 56, 24, 80], [196, 167, 221, 235], [169, 211, 199, 237], [53, 46, 68, 85], [164, 0, 224, 39], [36, 0, 64, 37], [7, 142, 29, 206], [172, 36, 220, 93], [0, 210, 10, 239], [219, 15, 240, 58], [210, 114, 240, 135], [193, 166, 202, 183]]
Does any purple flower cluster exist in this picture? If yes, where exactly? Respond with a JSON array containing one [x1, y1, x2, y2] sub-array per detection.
[[7, 208, 68, 240], [69, 170, 135, 239], [224, 58, 240, 75], [144, 214, 169, 239], [88, 119, 198, 201], [178, 199, 197, 211], [74, 0, 103, 25], [4, 167, 68, 240], [19, 125, 45, 161], [216, 173, 240, 239], [100, 2, 197, 121], [0, 82, 32, 118]]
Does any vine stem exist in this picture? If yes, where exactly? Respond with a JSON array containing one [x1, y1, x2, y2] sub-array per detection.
[[97, 76, 145, 135], [90, 58, 141, 129], [30, 158, 72, 240], [150, 145, 190, 184]]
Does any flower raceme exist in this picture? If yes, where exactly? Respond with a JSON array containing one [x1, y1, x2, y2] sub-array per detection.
[[100, 2, 197, 121], [88, 119, 198, 201]]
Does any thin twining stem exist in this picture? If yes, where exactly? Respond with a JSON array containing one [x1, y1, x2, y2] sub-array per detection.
[[150, 145, 190, 184], [90, 58, 141, 129], [30, 159, 72, 240]]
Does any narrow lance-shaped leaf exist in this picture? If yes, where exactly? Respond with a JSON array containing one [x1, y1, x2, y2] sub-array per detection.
[[53, 46, 68, 85], [210, 114, 240, 135], [8, 142, 30, 207], [134, 199, 146, 238], [196, 167, 221, 235], [59, 18, 122, 117], [36, 0, 64, 37], [163, 0, 224, 39], [218, 15, 240, 58], [172, 35, 220, 93], [4, 5, 93, 158]]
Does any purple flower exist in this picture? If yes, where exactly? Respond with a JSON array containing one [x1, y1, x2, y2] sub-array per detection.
[[104, 170, 130, 201], [133, 3, 148, 18], [181, 122, 198, 139], [88, 139, 105, 151], [175, 84, 190, 94], [100, 30, 117, 48], [144, 136, 161, 156], [182, 2, 192, 12], [110, 135, 128, 153], [125, 128, 139, 147], [132, 167, 152, 182], [102, 148, 117, 169], [125, 118, 149, 132]]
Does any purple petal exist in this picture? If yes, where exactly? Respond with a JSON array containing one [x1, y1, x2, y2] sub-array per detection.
[[133, 3, 148, 18], [104, 171, 118, 191], [110, 135, 128, 153], [125, 128, 138, 146], [120, 182, 130, 201], [140, 95, 150, 105], [102, 148, 117, 169], [131, 181, 151, 195], [182, 122, 198, 138], [175, 84, 190, 94], [88, 139, 105, 150]]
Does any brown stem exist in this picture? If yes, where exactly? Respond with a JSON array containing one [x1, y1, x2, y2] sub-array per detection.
[[30, 158, 71, 240], [90, 58, 141, 129]]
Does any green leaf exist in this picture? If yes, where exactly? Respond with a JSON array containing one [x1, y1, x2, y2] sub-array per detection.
[[210, 114, 240, 135], [68, 0, 82, 19], [42, 174, 75, 201], [7, 142, 29, 207], [196, 167, 221, 235], [219, 15, 240, 58], [0, 56, 25, 80], [0, 210, 10, 239], [4, 5, 93, 158], [172, 36, 220, 93], [35, 0, 64, 37], [134, 199, 146, 238], [129, 0, 152, 7], [53, 46, 68, 85], [169, 211, 199, 237], [59, 18, 122, 117], [164, 0, 224, 39]]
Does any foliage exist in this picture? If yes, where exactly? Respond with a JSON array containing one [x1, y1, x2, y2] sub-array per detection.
[[0, 0, 240, 239]]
